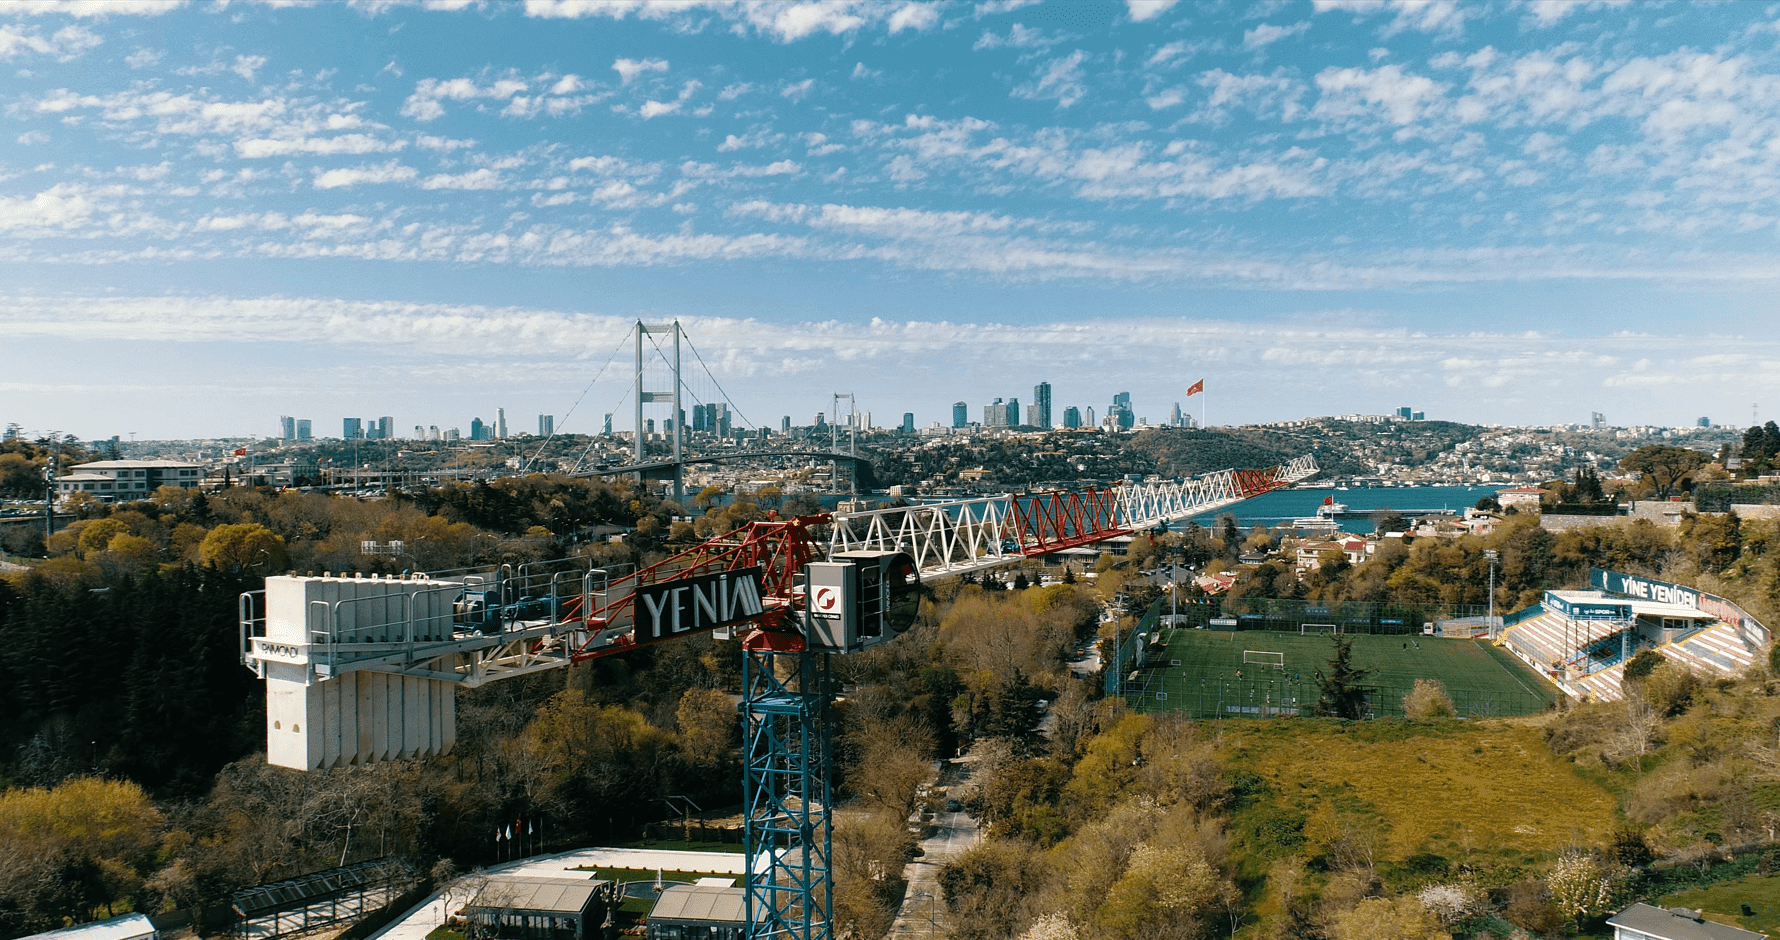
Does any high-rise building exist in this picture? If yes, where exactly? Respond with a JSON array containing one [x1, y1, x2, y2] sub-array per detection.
[[1412, 411, 1424, 421], [447, 428, 460, 442], [413, 425, 426, 439], [604, 414, 614, 435], [1396, 406, 1413, 420], [1085, 406, 1097, 429], [496, 408, 507, 439], [377, 416, 393, 440], [280, 416, 296, 440], [470, 417, 485, 440], [1170, 403, 1183, 427], [952, 402, 968, 428], [1033, 382, 1052, 430], [782, 416, 792, 433], [901, 412, 915, 433], [538, 414, 554, 436], [296, 419, 311, 441], [1109, 392, 1134, 430], [984, 398, 1020, 428], [343, 417, 362, 440], [1063, 406, 1082, 429]]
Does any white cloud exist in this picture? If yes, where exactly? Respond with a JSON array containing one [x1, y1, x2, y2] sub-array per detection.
[[974, 23, 1063, 51], [0, 0, 182, 15], [886, 2, 938, 33], [781, 78, 814, 102], [1013, 50, 1090, 108], [124, 46, 160, 68], [1313, 63, 1445, 125], [16, 130, 48, 144], [401, 76, 529, 121], [640, 100, 680, 119], [0, 185, 93, 231], [420, 168, 503, 189], [232, 54, 267, 81], [311, 160, 417, 189], [0, 23, 101, 61], [236, 133, 404, 158], [1243, 21, 1309, 50], [1146, 87, 1185, 110], [1313, 0, 1476, 38], [1125, 0, 1180, 23], [612, 56, 667, 84], [718, 126, 784, 152]]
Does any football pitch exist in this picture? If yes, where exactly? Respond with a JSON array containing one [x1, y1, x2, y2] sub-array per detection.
[[1119, 628, 1559, 719]]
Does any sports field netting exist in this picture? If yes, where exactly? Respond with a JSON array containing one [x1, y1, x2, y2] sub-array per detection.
[[1120, 628, 1557, 719]]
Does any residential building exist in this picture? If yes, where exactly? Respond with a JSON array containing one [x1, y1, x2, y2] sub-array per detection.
[[952, 401, 968, 428], [538, 414, 554, 437], [1497, 486, 1546, 511], [1606, 903, 1762, 940], [56, 460, 205, 500]]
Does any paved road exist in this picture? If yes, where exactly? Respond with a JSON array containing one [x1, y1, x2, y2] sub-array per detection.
[[886, 762, 981, 940]]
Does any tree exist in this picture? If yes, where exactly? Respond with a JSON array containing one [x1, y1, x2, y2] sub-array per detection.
[[197, 522, 288, 571], [1314, 635, 1373, 719], [1617, 445, 1709, 499], [1328, 896, 1447, 940], [1371, 507, 1407, 536], [1402, 678, 1456, 719]]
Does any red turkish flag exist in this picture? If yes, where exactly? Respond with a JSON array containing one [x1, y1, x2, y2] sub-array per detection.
[[233, 448, 247, 456], [1186, 380, 1204, 397]]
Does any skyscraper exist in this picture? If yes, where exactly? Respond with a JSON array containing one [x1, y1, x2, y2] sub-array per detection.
[[1109, 392, 1134, 430], [280, 416, 295, 440], [952, 401, 968, 428], [901, 412, 915, 433], [538, 414, 554, 436], [604, 414, 614, 435], [496, 408, 507, 439], [343, 417, 362, 440], [1033, 382, 1052, 429], [377, 416, 393, 440], [296, 419, 311, 441], [470, 417, 485, 440], [1063, 406, 1082, 429]]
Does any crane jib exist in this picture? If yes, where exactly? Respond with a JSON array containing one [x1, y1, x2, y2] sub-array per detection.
[[633, 566, 767, 640]]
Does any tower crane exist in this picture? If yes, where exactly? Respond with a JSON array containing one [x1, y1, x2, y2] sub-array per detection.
[[239, 454, 1316, 940]]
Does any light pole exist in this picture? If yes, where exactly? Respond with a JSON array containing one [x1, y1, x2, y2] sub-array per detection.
[[1483, 550, 1498, 638]]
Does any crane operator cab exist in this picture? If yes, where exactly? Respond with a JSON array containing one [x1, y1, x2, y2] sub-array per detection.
[[802, 550, 921, 655]]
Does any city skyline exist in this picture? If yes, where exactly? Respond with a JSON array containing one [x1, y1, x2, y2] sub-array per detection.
[[4, 1, 1779, 437]]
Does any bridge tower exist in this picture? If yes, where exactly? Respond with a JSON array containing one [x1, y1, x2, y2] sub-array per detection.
[[635, 321, 685, 505]]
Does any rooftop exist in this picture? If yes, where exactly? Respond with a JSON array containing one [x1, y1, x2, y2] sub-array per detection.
[[649, 885, 746, 924], [1606, 903, 1763, 940], [468, 875, 608, 915]]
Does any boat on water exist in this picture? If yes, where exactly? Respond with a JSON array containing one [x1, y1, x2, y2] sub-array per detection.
[[1290, 496, 1344, 532]]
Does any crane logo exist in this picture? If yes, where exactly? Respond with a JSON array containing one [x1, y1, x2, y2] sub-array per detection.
[[811, 585, 839, 618]]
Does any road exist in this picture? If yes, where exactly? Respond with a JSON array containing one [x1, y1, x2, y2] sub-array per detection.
[[886, 761, 982, 940]]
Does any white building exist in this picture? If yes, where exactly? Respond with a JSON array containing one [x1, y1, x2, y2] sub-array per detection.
[[57, 460, 205, 501]]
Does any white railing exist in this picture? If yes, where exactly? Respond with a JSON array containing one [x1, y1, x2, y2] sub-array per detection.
[[831, 455, 1318, 581]]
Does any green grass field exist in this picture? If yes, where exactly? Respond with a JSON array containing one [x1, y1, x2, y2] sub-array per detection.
[[1121, 628, 1558, 719], [1660, 873, 1780, 939]]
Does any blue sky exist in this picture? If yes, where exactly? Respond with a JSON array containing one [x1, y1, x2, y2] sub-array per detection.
[[3, 0, 1779, 441]]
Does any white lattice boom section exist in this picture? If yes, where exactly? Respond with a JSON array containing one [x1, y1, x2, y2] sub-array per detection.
[[828, 455, 1318, 580]]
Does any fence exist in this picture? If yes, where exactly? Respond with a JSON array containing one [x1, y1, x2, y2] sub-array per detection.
[[1120, 671, 1551, 720], [1158, 596, 1492, 635]]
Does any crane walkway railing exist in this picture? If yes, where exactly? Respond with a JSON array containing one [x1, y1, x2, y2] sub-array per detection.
[[827, 455, 1317, 580]]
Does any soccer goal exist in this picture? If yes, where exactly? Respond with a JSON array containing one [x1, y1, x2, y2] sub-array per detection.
[[1301, 622, 1341, 635], [1242, 650, 1285, 670]]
